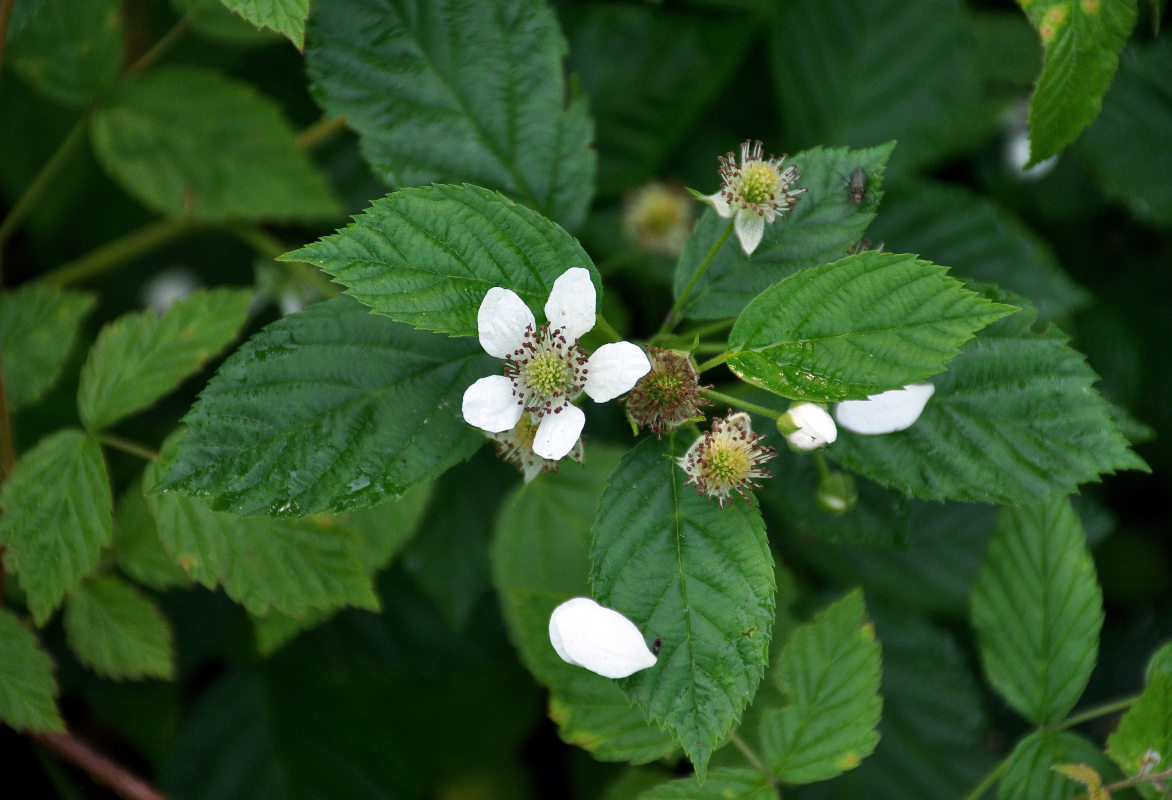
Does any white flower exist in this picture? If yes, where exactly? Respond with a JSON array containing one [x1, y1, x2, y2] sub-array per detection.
[[548, 597, 658, 679], [705, 140, 805, 255], [778, 402, 837, 452], [461, 268, 651, 461], [834, 383, 936, 435], [678, 412, 775, 508]]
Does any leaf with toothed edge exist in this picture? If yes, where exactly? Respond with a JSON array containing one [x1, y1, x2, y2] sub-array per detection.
[[282, 184, 600, 337], [637, 768, 778, 799], [590, 437, 775, 778], [0, 609, 64, 733], [726, 251, 1015, 404], [158, 296, 493, 517]]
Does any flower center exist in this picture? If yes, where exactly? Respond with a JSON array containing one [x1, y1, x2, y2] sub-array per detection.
[[505, 323, 588, 416], [738, 161, 780, 205], [704, 444, 753, 489]]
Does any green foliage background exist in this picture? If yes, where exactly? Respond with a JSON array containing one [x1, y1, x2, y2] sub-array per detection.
[[1, 0, 1170, 798]]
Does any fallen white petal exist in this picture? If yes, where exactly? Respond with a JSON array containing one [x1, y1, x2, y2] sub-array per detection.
[[544, 267, 596, 342], [549, 597, 657, 679], [835, 383, 936, 435], [478, 287, 535, 359], [734, 211, 765, 255], [783, 402, 837, 451], [706, 191, 732, 218], [584, 342, 651, 403], [533, 404, 586, 460], [462, 375, 523, 433]]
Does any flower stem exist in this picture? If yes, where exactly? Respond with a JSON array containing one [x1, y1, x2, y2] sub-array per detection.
[[701, 388, 780, 420], [42, 220, 195, 287], [658, 219, 734, 337], [593, 312, 623, 343], [728, 732, 773, 779], [812, 451, 832, 480], [695, 351, 732, 373], [97, 433, 160, 462], [33, 732, 176, 800]]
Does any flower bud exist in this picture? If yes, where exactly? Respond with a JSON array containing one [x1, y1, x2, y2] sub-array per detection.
[[548, 597, 658, 679], [622, 181, 693, 257], [777, 402, 837, 451], [816, 471, 858, 515], [834, 383, 935, 435]]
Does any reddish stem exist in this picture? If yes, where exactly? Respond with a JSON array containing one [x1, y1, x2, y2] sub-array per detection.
[[33, 732, 175, 800]]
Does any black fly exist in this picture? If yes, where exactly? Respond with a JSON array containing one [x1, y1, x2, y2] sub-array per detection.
[[652, 637, 662, 655], [843, 167, 868, 205]]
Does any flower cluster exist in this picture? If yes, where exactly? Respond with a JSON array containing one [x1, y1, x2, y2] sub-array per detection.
[[462, 268, 650, 461], [706, 140, 805, 255], [678, 412, 775, 507]]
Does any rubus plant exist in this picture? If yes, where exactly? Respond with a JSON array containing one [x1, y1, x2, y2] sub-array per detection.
[[0, 0, 1169, 798]]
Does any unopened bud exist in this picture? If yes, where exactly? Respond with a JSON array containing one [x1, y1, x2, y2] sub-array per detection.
[[549, 597, 658, 679], [622, 181, 693, 257], [834, 383, 935, 435], [816, 471, 858, 515], [777, 402, 837, 452]]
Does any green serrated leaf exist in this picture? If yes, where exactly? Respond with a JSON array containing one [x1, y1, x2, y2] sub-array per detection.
[[999, 731, 1118, 800], [590, 437, 776, 778], [563, 5, 757, 196], [971, 498, 1103, 726], [491, 447, 677, 763], [252, 606, 334, 657], [870, 180, 1088, 320], [1107, 658, 1172, 797], [1079, 37, 1172, 226], [171, 0, 281, 47], [1019, 0, 1138, 165], [112, 475, 193, 592], [159, 296, 492, 516], [637, 768, 778, 800], [284, 184, 598, 337], [0, 429, 112, 625], [147, 433, 378, 618], [306, 0, 596, 231], [90, 66, 341, 223], [758, 589, 882, 784], [216, 0, 307, 47], [9, 0, 122, 106], [829, 295, 1148, 503], [78, 288, 252, 431], [726, 252, 1014, 403], [0, 284, 95, 411], [769, 0, 988, 172], [674, 143, 894, 321], [64, 575, 175, 681], [0, 609, 63, 733], [1147, 642, 1172, 681]]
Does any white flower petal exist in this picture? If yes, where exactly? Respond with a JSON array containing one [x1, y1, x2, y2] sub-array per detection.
[[532, 405, 585, 460], [544, 267, 596, 341], [734, 211, 766, 255], [462, 375, 523, 433], [478, 287, 534, 359], [584, 342, 651, 403], [782, 402, 837, 451], [835, 383, 936, 435], [548, 597, 658, 679], [706, 191, 732, 218]]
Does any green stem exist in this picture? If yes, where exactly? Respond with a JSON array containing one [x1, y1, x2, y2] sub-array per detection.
[[0, 119, 89, 257], [122, 12, 191, 79], [812, 451, 832, 480], [962, 693, 1142, 800], [593, 312, 622, 343], [691, 342, 728, 355], [1055, 693, 1141, 731], [294, 116, 348, 150], [657, 219, 734, 338], [222, 224, 339, 298], [701, 388, 780, 420], [42, 220, 195, 287], [1099, 765, 1172, 795], [695, 351, 732, 373], [97, 433, 160, 462], [728, 732, 773, 780]]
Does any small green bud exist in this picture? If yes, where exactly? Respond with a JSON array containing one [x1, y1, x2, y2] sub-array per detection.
[[816, 471, 858, 515]]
